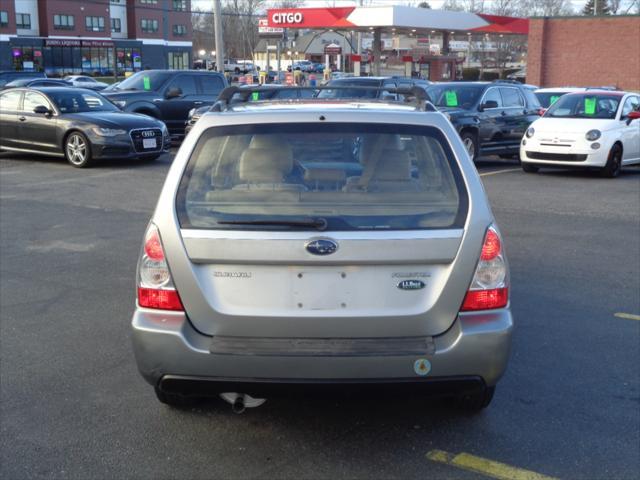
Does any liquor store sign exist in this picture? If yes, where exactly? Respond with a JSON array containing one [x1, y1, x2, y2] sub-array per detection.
[[45, 40, 115, 47]]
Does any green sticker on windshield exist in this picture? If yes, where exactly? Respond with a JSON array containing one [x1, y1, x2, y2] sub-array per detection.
[[584, 97, 596, 115], [445, 90, 458, 107], [143, 76, 151, 91], [550, 95, 560, 105], [251, 92, 260, 101]]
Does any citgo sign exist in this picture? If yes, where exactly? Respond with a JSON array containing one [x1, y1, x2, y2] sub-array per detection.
[[267, 7, 356, 29], [271, 12, 303, 24]]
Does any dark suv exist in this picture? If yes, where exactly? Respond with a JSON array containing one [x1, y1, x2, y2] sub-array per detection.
[[102, 70, 228, 138], [425, 81, 541, 161], [318, 76, 431, 99]]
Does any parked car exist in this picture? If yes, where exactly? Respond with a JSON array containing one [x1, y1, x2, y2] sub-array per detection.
[[63, 75, 109, 91], [184, 85, 316, 135], [521, 90, 640, 177], [132, 86, 513, 413], [1, 78, 71, 90], [101, 70, 228, 138], [425, 80, 542, 161], [318, 76, 432, 98], [0, 87, 170, 167], [291, 60, 314, 72], [0, 71, 46, 88]]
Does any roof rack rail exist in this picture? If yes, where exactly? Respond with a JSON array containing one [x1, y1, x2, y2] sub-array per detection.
[[211, 85, 438, 113], [491, 79, 521, 84]]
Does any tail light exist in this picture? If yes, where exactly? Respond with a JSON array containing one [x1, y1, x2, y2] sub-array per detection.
[[461, 226, 508, 311], [137, 223, 183, 311]]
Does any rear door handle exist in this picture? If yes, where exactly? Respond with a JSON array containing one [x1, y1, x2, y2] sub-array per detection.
[[18, 116, 26, 121]]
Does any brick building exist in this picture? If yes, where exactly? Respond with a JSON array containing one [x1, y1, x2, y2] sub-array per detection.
[[0, 0, 192, 74], [527, 15, 640, 91]]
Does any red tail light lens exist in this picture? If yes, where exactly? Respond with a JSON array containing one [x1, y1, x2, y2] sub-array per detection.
[[461, 288, 508, 311], [137, 223, 184, 311], [138, 287, 183, 311], [461, 226, 509, 311]]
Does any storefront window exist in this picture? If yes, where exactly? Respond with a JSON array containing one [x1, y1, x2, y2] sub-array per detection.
[[168, 51, 189, 70], [11, 46, 44, 71], [116, 48, 142, 74]]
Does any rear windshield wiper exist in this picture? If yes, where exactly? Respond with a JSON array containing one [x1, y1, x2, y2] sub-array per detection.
[[217, 218, 328, 231]]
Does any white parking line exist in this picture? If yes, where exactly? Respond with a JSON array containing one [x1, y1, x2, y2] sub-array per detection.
[[9, 170, 128, 188], [479, 168, 521, 177]]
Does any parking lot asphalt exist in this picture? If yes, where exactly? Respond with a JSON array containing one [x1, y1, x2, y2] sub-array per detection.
[[1, 151, 639, 480]]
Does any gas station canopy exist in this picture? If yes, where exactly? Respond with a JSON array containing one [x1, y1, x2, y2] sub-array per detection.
[[266, 6, 529, 36]]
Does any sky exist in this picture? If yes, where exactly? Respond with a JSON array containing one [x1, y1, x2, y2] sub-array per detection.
[[192, 0, 639, 15]]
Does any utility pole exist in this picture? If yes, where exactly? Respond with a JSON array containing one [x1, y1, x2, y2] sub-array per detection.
[[213, 0, 225, 73], [356, 0, 362, 55]]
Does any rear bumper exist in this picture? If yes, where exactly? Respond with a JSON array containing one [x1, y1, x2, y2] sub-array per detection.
[[131, 308, 513, 394]]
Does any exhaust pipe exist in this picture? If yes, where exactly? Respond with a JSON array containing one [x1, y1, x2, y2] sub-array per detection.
[[232, 395, 246, 414], [219, 392, 266, 413]]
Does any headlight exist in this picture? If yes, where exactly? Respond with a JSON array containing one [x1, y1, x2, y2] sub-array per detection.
[[161, 124, 169, 136], [187, 108, 196, 118], [91, 127, 127, 137], [525, 127, 535, 138], [585, 129, 601, 141], [113, 100, 126, 109]]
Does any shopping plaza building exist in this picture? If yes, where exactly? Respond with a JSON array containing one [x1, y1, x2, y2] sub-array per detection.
[[0, 0, 192, 75]]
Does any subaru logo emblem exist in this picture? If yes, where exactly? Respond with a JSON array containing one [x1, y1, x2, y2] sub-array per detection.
[[397, 280, 426, 291], [305, 239, 338, 256], [142, 130, 155, 137]]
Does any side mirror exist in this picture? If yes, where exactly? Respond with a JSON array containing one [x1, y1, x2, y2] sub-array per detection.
[[479, 100, 499, 111], [165, 87, 183, 99], [33, 105, 52, 115], [626, 110, 640, 123]]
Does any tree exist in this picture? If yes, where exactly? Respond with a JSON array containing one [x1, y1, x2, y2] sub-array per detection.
[[582, 0, 611, 15], [418, 1, 432, 8], [518, 0, 574, 16]]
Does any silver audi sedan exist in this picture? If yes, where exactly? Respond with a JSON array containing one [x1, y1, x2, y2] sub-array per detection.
[[131, 90, 513, 413]]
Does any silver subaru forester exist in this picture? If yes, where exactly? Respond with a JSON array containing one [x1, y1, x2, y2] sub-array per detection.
[[131, 88, 512, 413]]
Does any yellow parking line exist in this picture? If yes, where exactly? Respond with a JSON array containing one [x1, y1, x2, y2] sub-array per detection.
[[614, 312, 640, 321], [426, 450, 559, 480], [479, 168, 521, 177]]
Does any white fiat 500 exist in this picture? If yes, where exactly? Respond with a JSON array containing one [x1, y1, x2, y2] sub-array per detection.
[[520, 91, 640, 177]]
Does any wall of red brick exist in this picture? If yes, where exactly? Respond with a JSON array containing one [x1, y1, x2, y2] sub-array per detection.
[[527, 16, 640, 91], [0, 0, 17, 34]]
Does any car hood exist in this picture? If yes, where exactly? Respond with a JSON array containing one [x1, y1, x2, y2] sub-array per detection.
[[63, 111, 164, 129], [532, 117, 616, 134]]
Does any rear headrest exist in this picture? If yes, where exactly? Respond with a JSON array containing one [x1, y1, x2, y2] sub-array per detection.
[[238, 138, 293, 183], [371, 149, 412, 181], [249, 134, 284, 150]]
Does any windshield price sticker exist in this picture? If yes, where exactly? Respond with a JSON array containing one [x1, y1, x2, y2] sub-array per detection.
[[550, 95, 560, 105], [445, 90, 458, 107], [143, 76, 151, 91], [251, 92, 260, 101], [584, 97, 596, 115]]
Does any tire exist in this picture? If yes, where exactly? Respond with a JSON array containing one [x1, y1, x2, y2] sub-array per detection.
[[154, 386, 199, 409], [64, 131, 95, 168], [455, 386, 495, 412], [460, 131, 478, 162], [522, 163, 539, 173], [600, 144, 623, 178]]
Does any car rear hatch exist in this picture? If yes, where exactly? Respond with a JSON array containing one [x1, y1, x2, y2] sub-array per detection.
[[170, 121, 474, 339]]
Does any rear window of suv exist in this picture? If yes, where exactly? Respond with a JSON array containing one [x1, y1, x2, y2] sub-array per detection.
[[176, 123, 468, 231]]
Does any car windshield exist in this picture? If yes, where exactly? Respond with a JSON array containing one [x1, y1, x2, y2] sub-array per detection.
[[535, 92, 568, 108], [114, 71, 172, 91], [425, 85, 484, 108], [316, 80, 382, 99], [48, 91, 119, 113], [546, 94, 621, 119], [176, 123, 468, 231]]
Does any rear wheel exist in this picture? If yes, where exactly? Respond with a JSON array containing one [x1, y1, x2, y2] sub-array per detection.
[[65, 132, 95, 168], [460, 131, 478, 162], [522, 163, 539, 173], [455, 386, 495, 412], [154, 386, 199, 409], [601, 144, 622, 178]]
